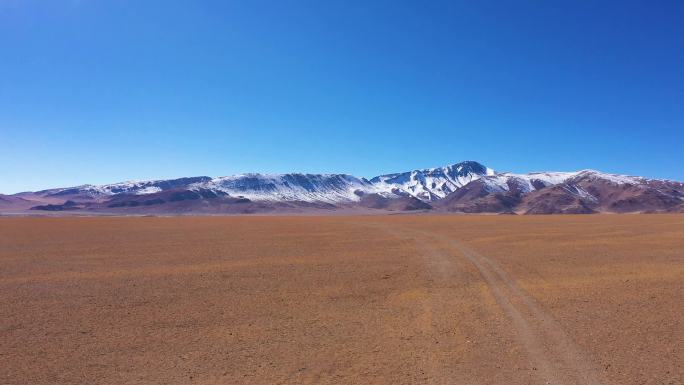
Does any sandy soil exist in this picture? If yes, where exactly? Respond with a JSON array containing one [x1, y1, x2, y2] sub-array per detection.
[[1, 215, 682, 385]]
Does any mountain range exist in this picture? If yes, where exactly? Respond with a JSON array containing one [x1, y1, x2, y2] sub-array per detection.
[[2, 161, 683, 215]]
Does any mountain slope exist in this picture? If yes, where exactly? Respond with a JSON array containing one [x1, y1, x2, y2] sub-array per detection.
[[438, 170, 684, 214], [0, 194, 38, 211], [190, 173, 374, 203], [370, 161, 494, 201], [27, 177, 214, 200]]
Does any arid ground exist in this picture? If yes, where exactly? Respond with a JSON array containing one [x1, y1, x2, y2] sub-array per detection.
[[1, 215, 682, 385]]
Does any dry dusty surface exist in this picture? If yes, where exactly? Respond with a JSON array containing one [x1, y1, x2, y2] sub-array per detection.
[[1, 215, 682, 385]]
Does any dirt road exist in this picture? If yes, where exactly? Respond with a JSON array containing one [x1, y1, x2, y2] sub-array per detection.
[[391, 226, 603, 385], [1, 215, 682, 384]]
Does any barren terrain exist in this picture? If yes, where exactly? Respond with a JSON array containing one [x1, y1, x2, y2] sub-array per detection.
[[1, 215, 682, 384]]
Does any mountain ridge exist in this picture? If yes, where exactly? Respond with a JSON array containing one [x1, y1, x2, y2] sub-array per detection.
[[3, 161, 683, 215]]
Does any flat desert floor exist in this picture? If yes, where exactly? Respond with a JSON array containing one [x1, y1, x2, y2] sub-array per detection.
[[1, 215, 682, 385]]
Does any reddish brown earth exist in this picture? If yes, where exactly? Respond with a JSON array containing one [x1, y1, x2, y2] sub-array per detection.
[[1, 215, 682, 385]]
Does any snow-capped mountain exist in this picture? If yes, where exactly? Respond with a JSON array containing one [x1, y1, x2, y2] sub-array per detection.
[[370, 161, 495, 201], [5, 161, 683, 214], [27, 174, 375, 204], [33, 177, 213, 198], [189, 173, 374, 203], [476, 170, 646, 195], [436, 169, 683, 214]]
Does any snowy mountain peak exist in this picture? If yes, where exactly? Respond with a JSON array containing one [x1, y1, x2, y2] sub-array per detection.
[[369, 161, 492, 201]]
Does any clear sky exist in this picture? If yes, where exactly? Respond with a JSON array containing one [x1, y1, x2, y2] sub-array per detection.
[[1, 1, 683, 193]]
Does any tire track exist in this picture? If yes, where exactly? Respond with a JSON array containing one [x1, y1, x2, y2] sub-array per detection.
[[378, 226, 463, 385], [420, 229, 604, 385]]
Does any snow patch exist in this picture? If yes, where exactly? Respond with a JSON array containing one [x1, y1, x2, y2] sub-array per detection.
[[191, 173, 377, 203]]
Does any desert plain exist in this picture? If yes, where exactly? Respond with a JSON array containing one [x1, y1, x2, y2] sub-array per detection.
[[0, 215, 682, 385]]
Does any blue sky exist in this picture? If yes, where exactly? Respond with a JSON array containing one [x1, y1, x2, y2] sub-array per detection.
[[1, 1, 683, 193]]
